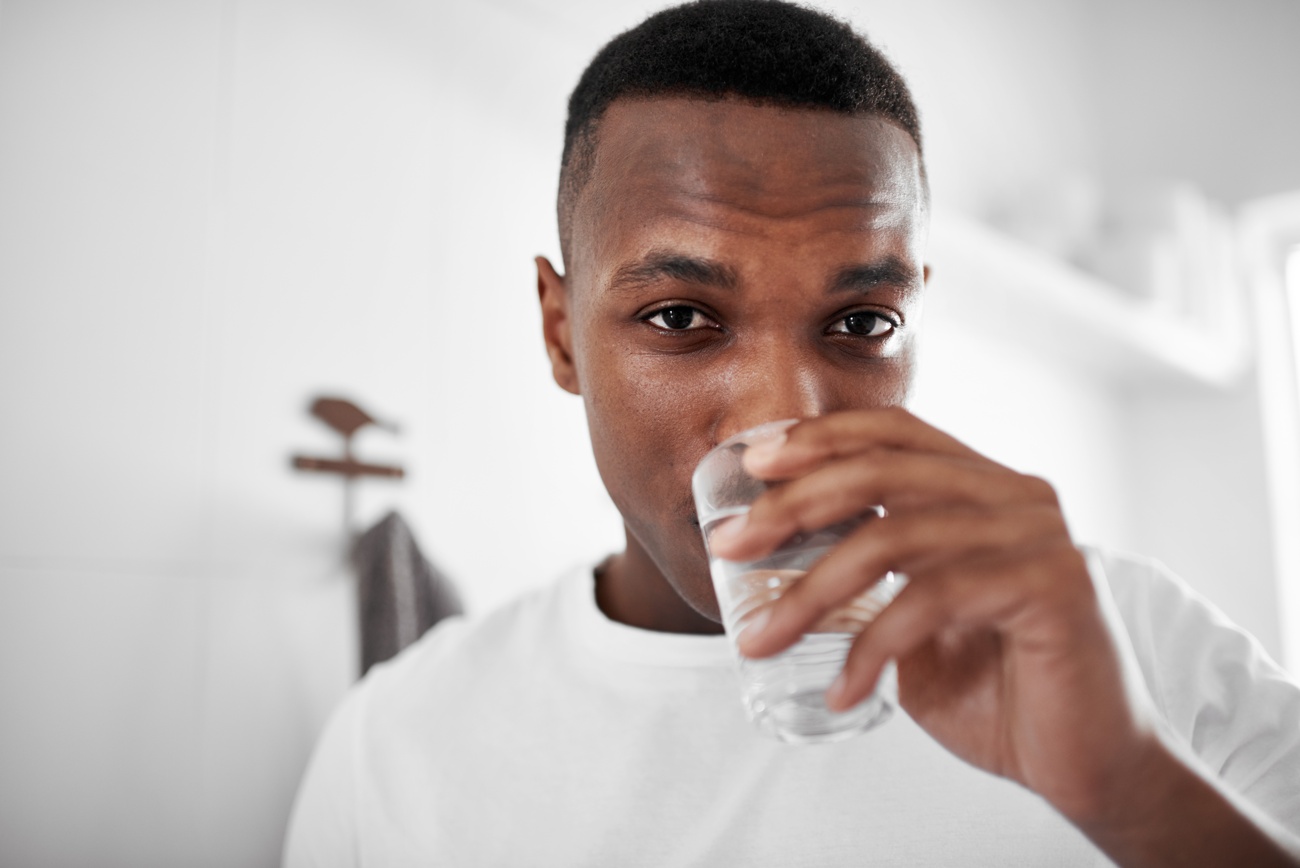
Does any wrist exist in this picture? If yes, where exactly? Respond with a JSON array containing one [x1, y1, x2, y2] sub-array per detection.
[[1066, 731, 1183, 840]]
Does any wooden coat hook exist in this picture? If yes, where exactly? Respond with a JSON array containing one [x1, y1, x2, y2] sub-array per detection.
[[292, 396, 404, 537]]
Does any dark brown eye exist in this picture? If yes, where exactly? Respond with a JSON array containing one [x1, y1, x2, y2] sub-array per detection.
[[649, 306, 700, 330], [833, 313, 893, 337]]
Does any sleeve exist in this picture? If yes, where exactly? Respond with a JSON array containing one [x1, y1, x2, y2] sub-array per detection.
[[282, 686, 365, 868], [1096, 549, 1300, 835]]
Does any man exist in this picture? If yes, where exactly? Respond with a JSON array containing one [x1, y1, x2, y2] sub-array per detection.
[[285, 1, 1300, 864]]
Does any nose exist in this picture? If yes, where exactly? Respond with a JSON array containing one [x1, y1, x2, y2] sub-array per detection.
[[713, 337, 828, 444]]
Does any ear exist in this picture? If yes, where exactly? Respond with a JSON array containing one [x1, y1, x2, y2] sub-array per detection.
[[536, 256, 581, 395]]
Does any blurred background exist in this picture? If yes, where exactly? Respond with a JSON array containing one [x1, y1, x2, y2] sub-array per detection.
[[2, 0, 1299, 865]]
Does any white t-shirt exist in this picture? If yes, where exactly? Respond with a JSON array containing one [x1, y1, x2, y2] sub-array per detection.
[[284, 549, 1300, 867]]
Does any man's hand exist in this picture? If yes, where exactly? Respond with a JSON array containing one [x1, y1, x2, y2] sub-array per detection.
[[707, 408, 1300, 866]]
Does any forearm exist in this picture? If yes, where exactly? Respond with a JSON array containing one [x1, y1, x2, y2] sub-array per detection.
[[1075, 736, 1300, 867]]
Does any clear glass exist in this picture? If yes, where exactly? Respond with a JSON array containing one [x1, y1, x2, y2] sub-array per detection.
[[693, 419, 903, 744]]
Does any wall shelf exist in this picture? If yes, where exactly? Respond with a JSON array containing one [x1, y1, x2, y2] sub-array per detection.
[[924, 209, 1250, 389]]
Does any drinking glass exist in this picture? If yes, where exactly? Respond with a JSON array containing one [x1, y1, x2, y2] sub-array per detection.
[[692, 419, 903, 744]]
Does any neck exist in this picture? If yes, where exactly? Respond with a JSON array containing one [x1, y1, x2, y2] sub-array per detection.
[[595, 530, 724, 635]]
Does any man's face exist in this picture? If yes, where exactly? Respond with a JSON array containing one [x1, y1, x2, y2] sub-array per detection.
[[542, 97, 928, 622]]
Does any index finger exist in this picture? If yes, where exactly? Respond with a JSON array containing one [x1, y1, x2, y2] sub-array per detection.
[[744, 407, 995, 480]]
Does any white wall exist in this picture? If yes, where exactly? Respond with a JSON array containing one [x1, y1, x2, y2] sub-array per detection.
[[0, 3, 613, 866], [1124, 380, 1282, 655], [0, 1, 1292, 866], [1092, 0, 1300, 206], [910, 317, 1135, 553], [1085, 0, 1300, 661]]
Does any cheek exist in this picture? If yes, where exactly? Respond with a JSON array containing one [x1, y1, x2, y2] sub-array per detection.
[[867, 352, 916, 409], [578, 346, 720, 601], [582, 353, 705, 513], [573, 304, 712, 468], [584, 383, 723, 621]]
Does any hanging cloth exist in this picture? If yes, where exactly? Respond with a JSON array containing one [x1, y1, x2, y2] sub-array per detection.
[[351, 510, 463, 675]]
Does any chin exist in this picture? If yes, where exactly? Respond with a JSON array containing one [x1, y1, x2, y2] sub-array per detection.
[[637, 511, 724, 624], [672, 567, 724, 624], [676, 518, 722, 620]]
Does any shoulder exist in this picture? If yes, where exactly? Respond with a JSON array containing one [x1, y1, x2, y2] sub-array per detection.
[[1083, 545, 1201, 613], [1081, 546, 1281, 708], [360, 566, 582, 707], [1083, 546, 1300, 823], [284, 567, 591, 866], [1081, 546, 1280, 694]]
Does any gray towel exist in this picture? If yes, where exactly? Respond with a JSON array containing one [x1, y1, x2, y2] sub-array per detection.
[[352, 511, 463, 675]]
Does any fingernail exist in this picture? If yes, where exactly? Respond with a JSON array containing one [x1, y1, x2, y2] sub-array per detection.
[[708, 513, 747, 549], [744, 434, 786, 470], [737, 607, 771, 653]]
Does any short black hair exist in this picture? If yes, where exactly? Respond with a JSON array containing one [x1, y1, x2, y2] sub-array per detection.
[[558, 0, 925, 267]]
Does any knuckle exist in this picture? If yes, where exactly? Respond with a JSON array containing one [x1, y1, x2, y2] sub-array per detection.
[[1051, 541, 1091, 585], [885, 513, 930, 557], [883, 405, 912, 423], [1021, 502, 1068, 538], [1029, 540, 1091, 603], [820, 485, 859, 524], [1021, 474, 1060, 506], [792, 416, 834, 451], [903, 569, 954, 622]]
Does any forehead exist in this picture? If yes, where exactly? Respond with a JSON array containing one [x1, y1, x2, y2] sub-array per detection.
[[570, 97, 926, 276]]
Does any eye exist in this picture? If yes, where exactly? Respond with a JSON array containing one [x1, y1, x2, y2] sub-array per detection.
[[646, 305, 709, 331], [829, 312, 895, 338]]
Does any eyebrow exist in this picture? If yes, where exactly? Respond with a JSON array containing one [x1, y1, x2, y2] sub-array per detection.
[[605, 251, 920, 297], [607, 253, 739, 294], [829, 257, 921, 295]]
